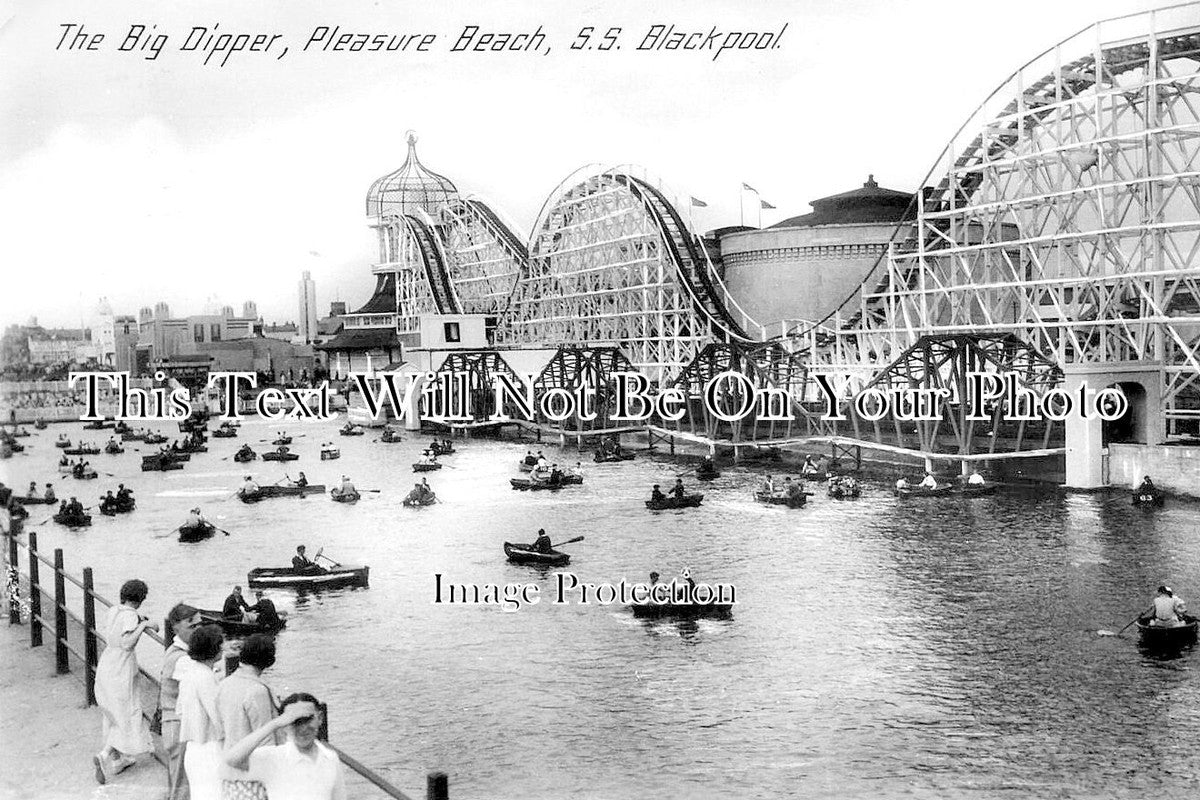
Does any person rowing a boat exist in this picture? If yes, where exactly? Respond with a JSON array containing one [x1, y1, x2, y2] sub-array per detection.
[[291, 545, 326, 575], [671, 478, 686, 499], [650, 484, 666, 503], [59, 454, 70, 468], [223, 585, 255, 622], [1146, 585, 1188, 628], [802, 455, 820, 476], [251, 590, 281, 628], [292, 471, 308, 488], [919, 472, 939, 490], [242, 475, 261, 496], [237, 443, 254, 458], [1136, 475, 1157, 495], [183, 507, 207, 531], [338, 475, 356, 495], [699, 456, 717, 476], [523, 450, 537, 467], [99, 491, 117, 514], [785, 478, 805, 503], [44, 483, 56, 503], [760, 474, 775, 496], [115, 484, 131, 503], [566, 461, 584, 480], [67, 496, 84, 517], [27, 481, 38, 498], [967, 470, 985, 486], [895, 477, 910, 490], [532, 529, 553, 554]]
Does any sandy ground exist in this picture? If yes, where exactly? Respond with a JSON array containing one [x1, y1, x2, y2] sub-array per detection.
[[0, 619, 165, 800]]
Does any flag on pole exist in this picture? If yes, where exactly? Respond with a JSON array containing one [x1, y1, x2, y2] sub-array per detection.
[[742, 182, 758, 193], [690, 197, 708, 208], [760, 200, 776, 210]]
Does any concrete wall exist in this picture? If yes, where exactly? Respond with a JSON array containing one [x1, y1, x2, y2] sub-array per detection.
[[1109, 443, 1200, 498], [720, 222, 907, 325]]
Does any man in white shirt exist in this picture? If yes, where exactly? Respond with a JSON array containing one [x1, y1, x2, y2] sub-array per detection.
[[919, 472, 938, 489], [967, 470, 986, 486], [223, 694, 346, 800]]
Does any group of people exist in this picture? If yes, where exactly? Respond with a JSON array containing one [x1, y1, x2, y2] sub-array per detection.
[[92, 579, 346, 798], [332, 475, 358, 499], [758, 474, 807, 502], [99, 485, 135, 514], [894, 470, 986, 491], [650, 479, 690, 503], [404, 479, 436, 505], [27, 480, 56, 502], [57, 496, 87, 519], [222, 584, 282, 627]]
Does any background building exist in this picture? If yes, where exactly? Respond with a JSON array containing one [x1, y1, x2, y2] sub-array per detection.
[[298, 271, 318, 344], [719, 176, 915, 328]]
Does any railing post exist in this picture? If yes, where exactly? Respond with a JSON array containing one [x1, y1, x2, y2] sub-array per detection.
[[28, 531, 42, 647], [7, 518, 20, 625], [54, 549, 69, 674], [426, 771, 448, 800], [317, 702, 329, 742], [83, 567, 98, 704]]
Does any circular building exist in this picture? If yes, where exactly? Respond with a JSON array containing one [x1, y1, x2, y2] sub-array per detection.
[[719, 176, 914, 328]]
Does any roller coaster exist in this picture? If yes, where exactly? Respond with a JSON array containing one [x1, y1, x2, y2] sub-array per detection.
[[358, 5, 1199, 462]]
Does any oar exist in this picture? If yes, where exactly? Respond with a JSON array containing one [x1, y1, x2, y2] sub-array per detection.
[[316, 551, 341, 568], [1100, 607, 1153, 637], [550, 535, 585, 548]]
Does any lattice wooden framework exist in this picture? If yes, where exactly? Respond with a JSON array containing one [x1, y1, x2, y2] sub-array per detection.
[[439, 198, 528, 318], [431, 351, 522, 423], [493, 165, 764, 382], [789, 5, 1200, 435]]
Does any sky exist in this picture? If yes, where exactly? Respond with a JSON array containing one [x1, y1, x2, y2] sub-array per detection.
[[0, 0, 1170, 329]]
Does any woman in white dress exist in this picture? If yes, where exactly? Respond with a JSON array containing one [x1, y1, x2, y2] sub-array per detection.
[[94, 579, 159, 784], [177, 624, 227, 800]]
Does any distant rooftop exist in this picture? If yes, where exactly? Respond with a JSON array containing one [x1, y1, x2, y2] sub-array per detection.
[[770, 175, 914, 228]]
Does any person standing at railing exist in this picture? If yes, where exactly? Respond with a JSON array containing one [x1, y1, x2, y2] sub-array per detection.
[[160, 603, 202, 800], [217, 634, 282, 800], [177, 625, 227, 800], [94, 579, 160, 785]]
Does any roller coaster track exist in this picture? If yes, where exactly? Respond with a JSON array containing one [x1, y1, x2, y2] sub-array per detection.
[[407, 215, 462, 315], [617, 175, 752, 342]]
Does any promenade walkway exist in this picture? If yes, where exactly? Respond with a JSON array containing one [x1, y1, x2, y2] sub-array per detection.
[[0, 619, 164, 800]]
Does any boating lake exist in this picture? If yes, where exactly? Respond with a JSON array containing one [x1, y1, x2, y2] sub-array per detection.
[[4, 419, 1200, 799]]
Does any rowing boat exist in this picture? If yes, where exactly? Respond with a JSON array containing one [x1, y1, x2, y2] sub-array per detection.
[[320, 447, 341, 460], [12, 496, 55, 505], [53, 512, 92, 528], [755, 491, 807, 508], [403, 494, 437, 507], [1132, 489, 1166, 507], [413, 462, 442, 472], [594, 452, 635, 463], [330, 490, 360, 503], [237, 485, 327, 503], [504, 541, 570, 567], [630, 601, 733, 619], [894, 485, 955, 498], [178, 521, 217, 543], [63, 446, 100, 456], [247, 565, 369, 590], [1136, 617, 1198, 648], [196, 608, 287, 637], [960, 483, 998, 497], [234, 449, 257, 462], [261, 450, 300, 462], [645, 493, 704, 510]]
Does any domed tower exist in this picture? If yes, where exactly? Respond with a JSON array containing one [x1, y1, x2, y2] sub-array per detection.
[[354, 132, 463, 343], [365, 131, 460, 219]]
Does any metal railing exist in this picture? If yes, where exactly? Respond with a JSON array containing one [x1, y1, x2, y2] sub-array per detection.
[[3, 517, 448, 800]]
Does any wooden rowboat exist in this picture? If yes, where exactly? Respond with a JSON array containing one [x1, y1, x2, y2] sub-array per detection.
[[960, 483, 998, 497], [413, 462, 442, 472], [504, 541, 570, 567], [247, 565, 369, 590], [330, 490, 360, 503], [320, 448, 341, 460], [594, 452, 635, 463], [272, 436, 293, 446], [234, 449, 257, 462], [13, 495, 55, 505], [645, 493, 704, 510], [64, 446, 101, 456], [755, 491, 807, 508], [196, 608, 286, 637], [178, 521, 217, 543], [262, 450, 300, 462], [1133, 489, 1166, 508], [630, 600, 733, 620], [237, 484, 327, 503], [211, 427, 238, 438], [403, 494, 437, 507], [894, 485, 955, 498], [53, 512, 92, 528], [1136, 617, 1198, 648], [338, 427, 365, 437]]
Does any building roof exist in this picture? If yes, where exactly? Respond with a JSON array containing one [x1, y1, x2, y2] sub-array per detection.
[[315, 328, 404, 352], [770, 175, 914, 228], [263, 323, 298, 334], [365, 132, 459, 218], [316, 316, 344, 337]]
